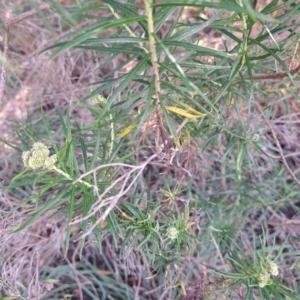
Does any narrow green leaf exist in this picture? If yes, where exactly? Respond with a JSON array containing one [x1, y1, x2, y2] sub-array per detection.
[[249, 38, 294, 83], [97, 53, 152, 120], [48, 16, 147, 59], [153, 1, 279, 23], [163, 40, 232, 59], [41, 107, 59, 153], [65, 185, 75, 257], [0, 138, 22, 152], [170, 12, 220, 41]]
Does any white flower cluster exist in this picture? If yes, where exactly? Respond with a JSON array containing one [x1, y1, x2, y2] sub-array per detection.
[[258, 273, 270, 288], [265, 260, 279, 276], [166, 227, 179, 240], [257, 259, 279, 288], [22, 142, 57, 170]]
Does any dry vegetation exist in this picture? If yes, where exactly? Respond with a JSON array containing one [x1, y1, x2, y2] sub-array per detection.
[[0, 1, 95, 298], [0, 1, 300, 299]]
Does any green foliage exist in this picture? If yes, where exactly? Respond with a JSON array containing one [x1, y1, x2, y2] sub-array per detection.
[[208, 231, 300, 299], [2, 0, 300, 298]]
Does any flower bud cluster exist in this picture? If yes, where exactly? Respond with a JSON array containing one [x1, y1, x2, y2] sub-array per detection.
[[22, 142, 57, 170], [265, 259, 279, 276], [258, 272, 270, 288], [257, 259, 279, 288], [166, 227, 179, 240]]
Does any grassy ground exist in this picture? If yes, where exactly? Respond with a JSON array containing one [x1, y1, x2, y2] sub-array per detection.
[[1, 1, 300, 299]]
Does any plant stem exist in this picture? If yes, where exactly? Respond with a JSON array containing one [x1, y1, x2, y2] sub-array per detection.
[[235, 0, 248, 77], [144, 0, 161, 97], [52, 166, 94, 188]]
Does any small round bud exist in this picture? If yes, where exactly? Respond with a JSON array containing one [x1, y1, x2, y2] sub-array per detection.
[[252, 134, 260, 142]]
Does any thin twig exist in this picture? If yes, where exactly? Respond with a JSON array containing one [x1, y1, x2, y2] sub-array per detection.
[[235, 42, 300, 84], [0, 0, 65, 107], [71, 154, 158, 239], [209, 231, 225, 266], [176, 117, 189, 134], [251, 64, 300, 80]]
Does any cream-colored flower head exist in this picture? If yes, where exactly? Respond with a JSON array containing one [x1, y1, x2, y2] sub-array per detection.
[[32, 142, 49, 151], [265, 260, 279, 276], [258, 273, 270, 288], [44, 154, 57, 169], [22, 142, 55, 170], [167, 227, 179, 240]]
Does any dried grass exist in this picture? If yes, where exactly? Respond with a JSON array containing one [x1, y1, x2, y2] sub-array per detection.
[[0, 2, 300, 299]]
